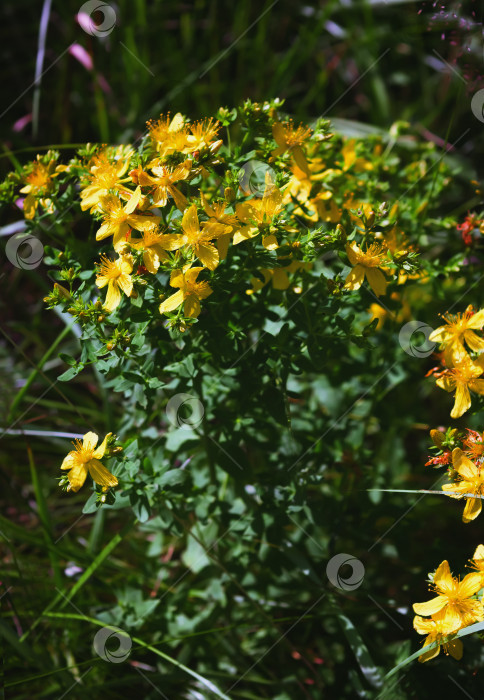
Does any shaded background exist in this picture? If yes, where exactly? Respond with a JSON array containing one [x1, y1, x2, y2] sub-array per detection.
[[0, 0, 483, 153], [1, 1, 484, 698]]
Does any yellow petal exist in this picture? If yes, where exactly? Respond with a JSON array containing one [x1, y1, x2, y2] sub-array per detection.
[[473, 544, 484, 561], [217, 233, 231, 261], [117, 274, 133, 297], [442, 606, 466, 633], [346, 242, 360, 266], [292, 146, 309, 174], [66, 463, 88, 492], [435, 375, 454, 393], [184, 295, 201, 318], [96, 222, 112, 241], [272, 122, 287, 149], [272, 268, 290, 290], [413, 596, 447, 616], [458, 572, 482, 597], [182, 204, 200, 236], [428, 326, 453, 344], [451, 383, 471, 419], [447, 638, 463, 660], [124, 186, 142, 215], [169, 185, 188, 212], [169, 269, 185, 288], [104, 281, 122, 312], [469, 378, 484, 396], [83, 432, 99, 452], [197, 244, 219, 271], [143, 249, 159, 274], [262, 234, 278, 250], [442, 482, 469, 498], [344, 265, 365, 291], [453, 448, 477, 479], [184, 267, 204, 285], [434, 560, 453, 588], [159, 289, 184, 314], [92, 433, 111, 460], [61, 451, 78, 470], [464, 330, 484, 352], [365, 267, 387, 297], [466, 309, 484, 330], [413, 616, 435, 634], [418, 641, 441, 663], [87, 459, 118, 488], [463, 497, 482, 523], [23, 194, 37, 219]]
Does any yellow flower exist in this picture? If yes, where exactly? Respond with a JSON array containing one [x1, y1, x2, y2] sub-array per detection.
[[61, 431, 117, 493], [96, 255, 133, 312], [340, 139, 373, 173], [159, 267, 212, 318], [234, 185, 283, 245], [442, 448, 484, 522], [80, 148, 133, 212], [164, 204, 221, 270], [413, 615, 463, 663], [130, 225, 171, 274], [272, 120, 312, 172], [183, 118, 221, 153], [20, 157, 56, 219], [469, 544, 484, 584], [96, 187, 158, 250], [246, 260, 307, 295], [435, 355, 484, 418], [132, 160, 192, 211], [147, 112, 187, 155], [429, 306, 484, 364], [201, 193, 238, 260], [344, 241, 389, 297], [413, 559, 483, 631]]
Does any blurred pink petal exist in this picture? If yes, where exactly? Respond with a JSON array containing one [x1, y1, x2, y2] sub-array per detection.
[[76, 11, 93, 35], [15, 198, 25, 210], [13, 114, 32, 132], [97, 73, 112, 94], [69, 43, 93, 71]]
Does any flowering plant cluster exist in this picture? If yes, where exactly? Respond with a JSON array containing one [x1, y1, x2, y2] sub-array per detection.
[[3, 100, 484, 691], [413, 548, 484, 663]]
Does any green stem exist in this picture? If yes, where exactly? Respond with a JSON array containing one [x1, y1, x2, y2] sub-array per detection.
[[8, 322, 75, 421]]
